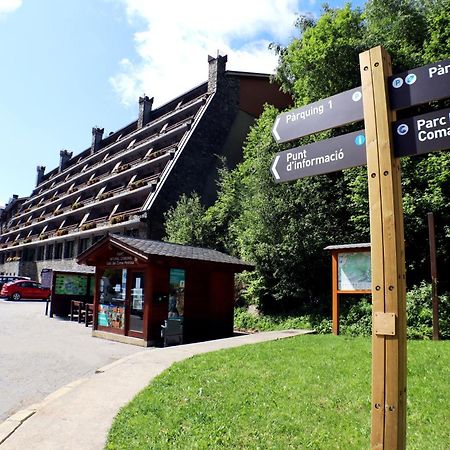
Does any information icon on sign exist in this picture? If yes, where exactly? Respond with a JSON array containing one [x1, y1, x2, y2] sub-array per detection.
[[355, 134, 365, 146], [397, 124, 409, 136]]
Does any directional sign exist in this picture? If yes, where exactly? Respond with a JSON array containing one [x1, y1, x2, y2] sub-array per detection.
[[271, 130, 367, 182], [393, 107, 450, 157], [272, 59, 450, 146], [389, 58, 450, 111], [272, 87, 364, 144]]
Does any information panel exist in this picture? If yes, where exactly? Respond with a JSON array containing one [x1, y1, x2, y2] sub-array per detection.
[[337, 252, 371, 291], [54, 273, 88, 296]]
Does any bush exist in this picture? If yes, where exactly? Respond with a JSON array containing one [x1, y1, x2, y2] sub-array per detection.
[[406, 282, 450, 340], [339, 297, 373, 337], [234, 283, 450, 339], [233, 308, 311, 332]]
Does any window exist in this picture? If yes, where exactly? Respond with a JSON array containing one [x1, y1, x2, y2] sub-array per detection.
[[23, 248, 35, 262], [93, 235, 104, 244], [98, 268, 127, 330], [54, 243, 63, 260], [125, 229, 139, 238], [46, 244, 54, 260], [78, 238, 90, 255], [64, 240, 74, 259], [36, 246, 44, 261]]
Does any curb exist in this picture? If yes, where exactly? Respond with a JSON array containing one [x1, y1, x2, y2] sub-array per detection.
[[0, 377, 90, 445], [0, 329, 312, 446]]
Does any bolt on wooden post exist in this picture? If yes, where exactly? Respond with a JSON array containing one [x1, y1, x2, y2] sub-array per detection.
[[359, 46, 407, 450]]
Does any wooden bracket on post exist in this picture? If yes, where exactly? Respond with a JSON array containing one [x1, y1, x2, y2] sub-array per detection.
[[360, 46, 407, 450]]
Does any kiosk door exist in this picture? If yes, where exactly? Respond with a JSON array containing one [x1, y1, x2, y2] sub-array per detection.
[[98, 268, 127, 334], [129, 271, 144, 335]]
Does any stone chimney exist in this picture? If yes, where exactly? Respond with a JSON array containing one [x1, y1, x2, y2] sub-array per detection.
[[91, 127, 104, 154], [208, 54, 228, 93], [138, 96, 153, 128], [36, 166, 46, 186], [59, 150, 73, 173]]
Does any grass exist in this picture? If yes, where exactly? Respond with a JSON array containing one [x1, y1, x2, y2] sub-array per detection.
[[106, 335, 449, 449]]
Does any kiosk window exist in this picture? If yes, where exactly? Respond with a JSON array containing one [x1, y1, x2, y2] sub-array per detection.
[[169, 268, 185, 317], [98, 268, 127, 329]]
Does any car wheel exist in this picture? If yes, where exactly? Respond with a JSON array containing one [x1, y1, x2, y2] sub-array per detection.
[[11, 292, 21, 301]]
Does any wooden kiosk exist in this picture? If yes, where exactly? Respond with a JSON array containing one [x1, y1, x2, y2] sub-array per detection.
[[324, 243, 371, 335], [77, 234, 253, 346]]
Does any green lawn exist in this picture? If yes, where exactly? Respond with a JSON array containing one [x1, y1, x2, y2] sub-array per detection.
[[106, 335, 449, 449]]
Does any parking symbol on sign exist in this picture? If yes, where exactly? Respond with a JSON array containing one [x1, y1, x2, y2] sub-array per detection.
[[392, 77, 403, 89]]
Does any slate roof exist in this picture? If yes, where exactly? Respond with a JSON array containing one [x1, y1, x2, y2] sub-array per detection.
[[89, 234, 254, 271], [324, 243, 371, 251]]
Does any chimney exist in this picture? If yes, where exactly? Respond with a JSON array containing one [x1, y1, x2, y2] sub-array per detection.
[[91, 127, 104, 154], [36, 166, 46, 186], [208, 54, 227, 93], [138, 96, 153, 128], [59, 150, 73, 173]]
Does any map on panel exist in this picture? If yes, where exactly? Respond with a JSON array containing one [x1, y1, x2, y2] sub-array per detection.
[[338, 252, 371, 291]]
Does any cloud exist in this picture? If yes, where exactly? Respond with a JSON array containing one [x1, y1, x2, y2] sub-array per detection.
[[111, 0, 301, 106], [0, 0, 22, 17]]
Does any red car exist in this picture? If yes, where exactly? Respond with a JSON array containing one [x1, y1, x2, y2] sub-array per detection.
[[0, 280, 51, 301]]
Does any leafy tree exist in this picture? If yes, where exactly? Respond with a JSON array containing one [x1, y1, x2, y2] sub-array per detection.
[[163, 193, 209, 246], [164, 1, 450, 309], [364, 0, 427, 70], [423, 0, 450, 62]]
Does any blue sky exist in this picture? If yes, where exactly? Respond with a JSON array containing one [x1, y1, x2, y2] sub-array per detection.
[[0, 0, 364, 207]]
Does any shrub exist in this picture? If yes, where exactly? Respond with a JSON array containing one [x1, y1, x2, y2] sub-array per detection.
[[340, 297, 373, 337], [406, 282, 450, 340], [99, 192, 113, 201], [234, 283, 450, 340], [129, 180, 146, 190], [81, 222, 96, 231], [233, 307, 311, 332], [110, 214, 129, 225]]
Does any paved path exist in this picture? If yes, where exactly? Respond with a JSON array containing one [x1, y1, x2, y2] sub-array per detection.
[[0, 329, 309, 449], [0, 300, 141, 422]]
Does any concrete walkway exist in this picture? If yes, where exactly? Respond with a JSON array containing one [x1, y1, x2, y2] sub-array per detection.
[[0, 330, 309, 449]]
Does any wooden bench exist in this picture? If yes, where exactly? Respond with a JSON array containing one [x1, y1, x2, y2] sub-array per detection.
[[70, 300, 85, 323], [85, 303, 94, 327]]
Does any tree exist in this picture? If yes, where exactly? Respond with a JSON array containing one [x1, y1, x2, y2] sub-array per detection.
[[164, 1, 450, 309], [163, 193, 209, 246]]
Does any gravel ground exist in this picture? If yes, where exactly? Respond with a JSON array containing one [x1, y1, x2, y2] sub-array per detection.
[[0, 299, 142, 421]]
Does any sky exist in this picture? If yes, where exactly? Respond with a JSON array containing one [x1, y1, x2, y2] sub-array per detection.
[[0, 0, 364, 207]]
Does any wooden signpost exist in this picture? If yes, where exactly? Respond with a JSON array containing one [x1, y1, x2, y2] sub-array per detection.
[[270, 46, 450, 449]]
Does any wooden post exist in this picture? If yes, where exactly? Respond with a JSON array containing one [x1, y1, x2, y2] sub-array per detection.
[[360, 46, 407, 450], [332, 251, 339, 335], [427, 212, 440, 340]]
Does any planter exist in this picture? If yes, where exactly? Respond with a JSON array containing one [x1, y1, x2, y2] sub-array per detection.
[[110, 214, 129, 225], [81, 222, 96, 231], [129, 180, 146, 190]]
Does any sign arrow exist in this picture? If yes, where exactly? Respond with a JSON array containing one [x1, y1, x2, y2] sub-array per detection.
[[271, 155, 281, 180], [272, 117, 281, 142]]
